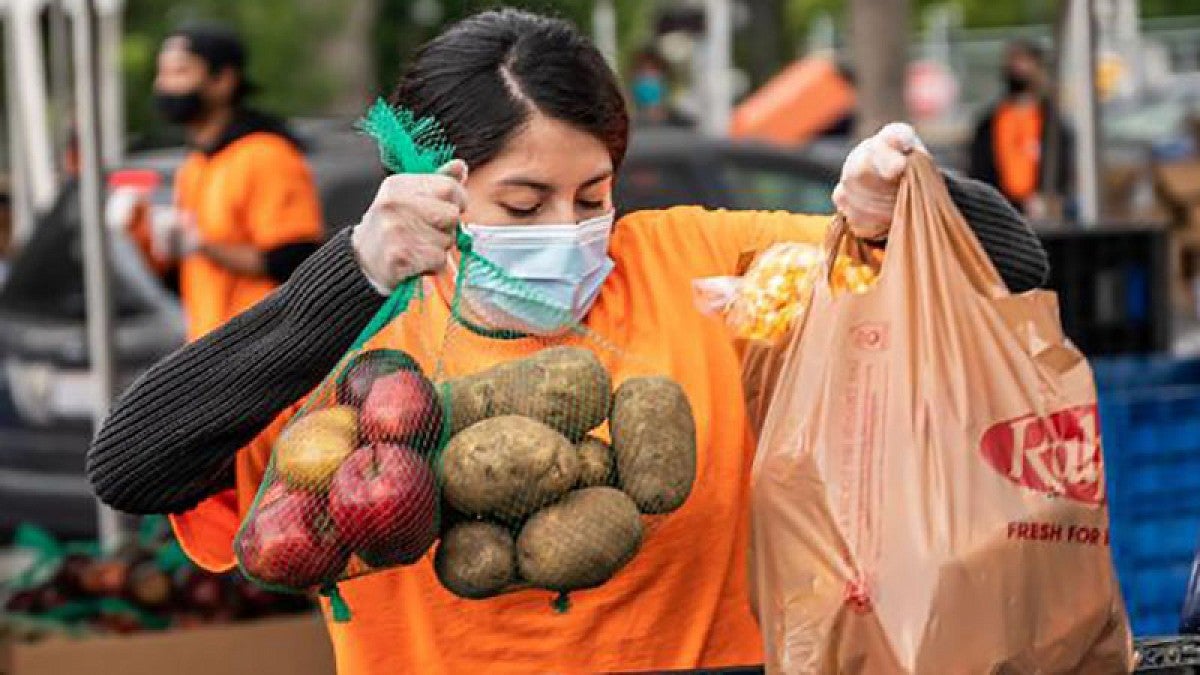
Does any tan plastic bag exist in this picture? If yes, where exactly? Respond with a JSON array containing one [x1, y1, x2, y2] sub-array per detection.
[[747, 154, 1134, 674]]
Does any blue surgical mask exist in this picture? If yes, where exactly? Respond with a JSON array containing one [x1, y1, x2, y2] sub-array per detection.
[[455, 213, 616, 335], [632, 74, 665, 109]]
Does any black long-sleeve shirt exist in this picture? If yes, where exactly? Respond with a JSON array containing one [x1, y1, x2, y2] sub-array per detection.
[[88, 174, 1049, 515]]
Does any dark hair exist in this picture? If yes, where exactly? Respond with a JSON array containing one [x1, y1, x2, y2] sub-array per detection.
[[391, 9, 629, 170], [169, 22, 256, 102], [633, 47, 669, 73], [1006, 39, 1046, 66]]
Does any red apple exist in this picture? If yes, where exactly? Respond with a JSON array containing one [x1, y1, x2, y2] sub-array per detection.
[[336, 349, 421, 407], [173, 613, 205, 629], [126, 560, 173, 609], [329, 443, 438, 567], [80, 559, 129, 597], [234, 488, 350, 589], [95, 613, 144, 635], [4, 589, 38, 614], [359, 370, 443, 452], [181, 574, 225, 615], [53, 553, 92, 597], [34, 585, 68, 612]]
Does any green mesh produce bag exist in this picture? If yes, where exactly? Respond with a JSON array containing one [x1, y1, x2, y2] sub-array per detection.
[[233, 100, 699, 621]]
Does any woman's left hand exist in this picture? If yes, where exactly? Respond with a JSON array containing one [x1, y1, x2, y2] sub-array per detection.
[[832, 122, 926, 241]]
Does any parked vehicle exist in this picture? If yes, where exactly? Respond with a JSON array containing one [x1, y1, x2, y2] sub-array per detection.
[[0, 120, 381, 539]]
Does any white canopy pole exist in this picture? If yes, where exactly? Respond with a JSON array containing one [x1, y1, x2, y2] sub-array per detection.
[[8, 0, 56, 217], [2, 0, 35, 248], [593, 0, 619, 72], [1062, 0, 1102, 224], [703, 0, 732, 136], [65, 0, 126, 552], [96, 0, 125, 166]]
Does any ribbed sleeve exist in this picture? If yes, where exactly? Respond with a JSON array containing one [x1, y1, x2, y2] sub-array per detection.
[[87, 227, 386, 514], [943, 171, 1049, 292]]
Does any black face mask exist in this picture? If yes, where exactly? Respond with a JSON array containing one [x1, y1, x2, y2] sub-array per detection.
[[154, 91, 206, 124], [1004, 71, 1033, 96]]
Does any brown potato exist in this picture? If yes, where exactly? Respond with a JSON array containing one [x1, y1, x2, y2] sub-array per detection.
[[440, 416, 580, 521], [445, 346, 611, 441], [576, 436, 615, 488], [516, 487, 643, 592], [434, 521, 516, 600], [610, 377, 697, 514]]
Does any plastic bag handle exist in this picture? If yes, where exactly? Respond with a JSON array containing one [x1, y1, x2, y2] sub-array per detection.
[[818, 153, 1007, 301], [897, 152, 1008, 299]]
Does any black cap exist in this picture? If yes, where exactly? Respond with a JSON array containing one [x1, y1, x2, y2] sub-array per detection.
[[1006, 38, 1046, 65], [167, 22, 257, 99]]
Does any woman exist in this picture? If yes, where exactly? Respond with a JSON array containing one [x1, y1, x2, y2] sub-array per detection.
[[89, 9, 1048, 674]]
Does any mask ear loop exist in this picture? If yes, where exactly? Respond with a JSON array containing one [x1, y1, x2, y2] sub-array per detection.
[[449, 223, 586, 340], [451, 225, 471, 304], [445, 226, 538, 340]]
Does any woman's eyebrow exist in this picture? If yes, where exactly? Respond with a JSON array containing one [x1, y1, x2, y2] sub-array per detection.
[[498, 170, 613, 192], [498, 177, 553, 192], [581, 170, 614, 188]]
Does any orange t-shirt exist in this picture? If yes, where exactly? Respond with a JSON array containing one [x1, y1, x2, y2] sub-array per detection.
[[173, 132, 323, 340], [992, 101, 1043, 204], [170, 206, 830, 674]]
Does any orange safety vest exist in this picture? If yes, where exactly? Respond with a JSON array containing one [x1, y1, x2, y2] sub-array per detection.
[[132, 130, 323, 340], [171, 206, 831, 674], [992, 101, 1044, 205]]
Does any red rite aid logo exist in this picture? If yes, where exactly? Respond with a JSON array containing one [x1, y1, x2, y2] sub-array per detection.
[[979, 404, 1105, 504]]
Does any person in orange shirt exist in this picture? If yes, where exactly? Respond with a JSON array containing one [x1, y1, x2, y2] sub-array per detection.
[[90, 10, 1047, 674], [109, 23, 323, 340], [968, 39, 1074, 219]]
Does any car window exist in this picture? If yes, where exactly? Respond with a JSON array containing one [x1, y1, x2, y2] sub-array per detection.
[[614, 160, 708, 215], [722, 162, 836, 215], [314, 169, 383, 235]]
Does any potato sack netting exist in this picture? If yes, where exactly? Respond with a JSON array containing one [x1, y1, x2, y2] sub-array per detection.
[[233, 100, 699, 620]]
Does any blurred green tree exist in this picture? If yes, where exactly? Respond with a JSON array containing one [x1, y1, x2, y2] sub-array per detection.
[[783, 0, 1199, 53], [372, 0, 655, 102], [122, 0, 343, 148], [123, 0, 1200, 149], [122, 0, 657, 149]]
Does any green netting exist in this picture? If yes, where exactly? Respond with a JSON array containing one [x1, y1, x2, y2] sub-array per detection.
[[358, 98, 455, 175], [232, 101, 699, 622], [233, 102, 451, 613]]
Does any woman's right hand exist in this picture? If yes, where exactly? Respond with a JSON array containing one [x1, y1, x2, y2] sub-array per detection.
[[351, 159, 468, 294]]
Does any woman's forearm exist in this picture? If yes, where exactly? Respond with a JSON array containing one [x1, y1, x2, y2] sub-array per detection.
[[197, 241, 268, 277], [87, 227, 386, 515]]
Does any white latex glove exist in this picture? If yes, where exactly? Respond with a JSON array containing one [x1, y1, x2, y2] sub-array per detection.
[[1023, 194, 1048, 220], [149, 207, 201, 261], [174, 211, 202, 257], [351, 160, 468, 295], [832, 122, 927, 241], [105, 187, 145, 232]]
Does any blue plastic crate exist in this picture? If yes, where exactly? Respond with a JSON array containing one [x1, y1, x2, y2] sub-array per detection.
[[1119, 559, 1194, 636], [1092, 356, 1200, 390], [1096, 360, 1200, 636], [1136, 613, 1184, 639], [1125, 517, 1200, 564], [1101, 398, 1200, 520]]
